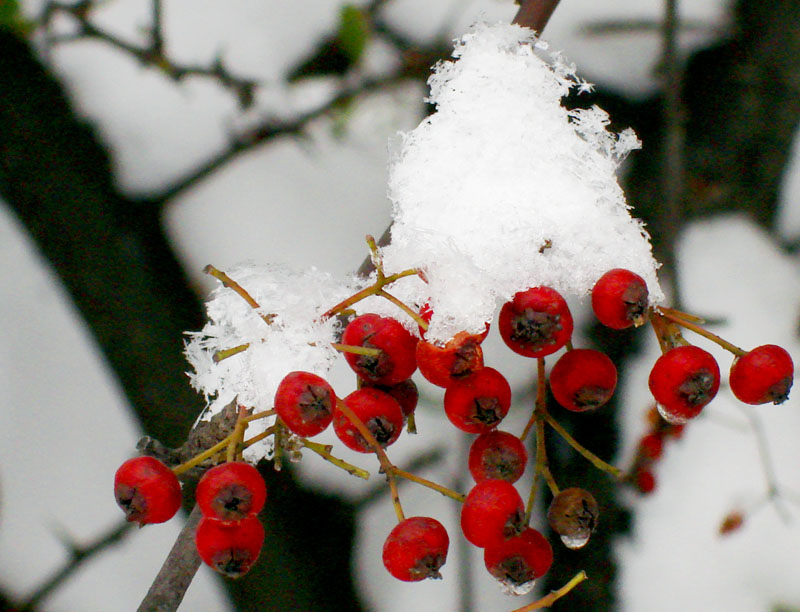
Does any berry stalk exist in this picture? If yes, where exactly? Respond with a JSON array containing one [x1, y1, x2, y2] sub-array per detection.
[[658, 308, 745, 357]]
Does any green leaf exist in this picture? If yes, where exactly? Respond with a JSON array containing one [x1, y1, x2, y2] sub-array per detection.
[[337, 5, 368, 63], [0, 0, 33, 37]]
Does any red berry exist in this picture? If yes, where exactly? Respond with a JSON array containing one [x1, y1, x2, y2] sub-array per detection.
[[729, 344, 794, 405], [468, 430, 528, 484], [648, 345, 720, 422], [498, 287, 573, 358], [114, 456, 182, 525], [274, 371, 337, 437], [382, 516, 450, 582], [549, 349, 617, 412], [547, 488, 599, 549], [461, 479, 525, 548], [332, 388, 404, 453], [342, 314, 418, 386], [195, 515, 264, 578], [196, 462, 266, 521], [361, 378, 419, 419], [634, 469, 656, 494], [416, 331, 484, 388], [483, 527, 553, 591], [444, 367, 512, 434], [591, 268, 649, 329], [638, 433, 664, 460]]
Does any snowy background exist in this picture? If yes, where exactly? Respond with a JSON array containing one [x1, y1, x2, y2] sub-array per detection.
[[2, 0, 800, 611]]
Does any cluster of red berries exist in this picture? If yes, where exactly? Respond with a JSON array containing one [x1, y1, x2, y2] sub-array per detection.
[[628, 405, 686, 494]]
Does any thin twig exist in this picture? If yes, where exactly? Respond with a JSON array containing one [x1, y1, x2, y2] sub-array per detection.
[[513, 0, 561, 33]]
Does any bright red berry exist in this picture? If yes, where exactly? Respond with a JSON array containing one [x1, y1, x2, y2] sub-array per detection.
[[114, 456, 182, 525], [591, 268, 649, 329], [416, 331, 484, 388], [546, 488, 599, 549], [634, 469, 656, 494], [332, 388, 404, 453], [468, 430, 528, 484], [195, 515, 264, 578], [382, 516, 450, 582], [638, 432, 664, 460], [729, 344, 794, 405], [483, 527, 553, 592], [342, 314, 418, 386], [648, 345, 720, 422], [461, 479, 525, 549], [196, 462, 266, 521], [498, 287, 573, 358], [549, 349, 617, 412], [274, 371, 336, 437], [360, 378, 419, 419], [444, 367, 512, 434]]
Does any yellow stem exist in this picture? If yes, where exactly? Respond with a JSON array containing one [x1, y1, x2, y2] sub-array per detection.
[[240, 425, 277, 449], [213, 343, 250, 362], [658, 309, 746, 356], [536, 418, 560, 497], [543, 411, 622, 479], [320, 268, 421, 320], [242, 409, 276, 423], [331, 343, 382, 357], [658, 306, 706, 324], [520, 358, 547, 442], [301, 439, 370, 480], [204, 264, 275, 325], [507, 571, 588, 612], [377, 289, 428, 329], [391, 467, 466, 503]]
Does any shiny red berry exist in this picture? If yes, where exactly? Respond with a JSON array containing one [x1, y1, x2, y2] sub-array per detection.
[[483, 527, 553, 591], [196, 462, 266, 521], [649, 345, 720, 422], [461, 479, 525, 548], [382, 516, 450, 582], [591, 268, 649, 329], [468, 430, 528, 484], [498, 287, 573, 358], [342, 314, 418, 386], [195, 515, 264, 578], [332, 388, 404, 453], [114, 456, 182, 525], [274, 371, 337, 437], [444, 367, 512, 434], [416, 331, 484, 388], [729, 344, 794, 405], [549, 349, 617, 412]]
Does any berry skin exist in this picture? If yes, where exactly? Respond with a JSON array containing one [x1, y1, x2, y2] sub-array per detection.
[[444, 367, 512, 434], [196, 462, 266, 521], [416, 331, 484, 388], [274, 371, 336, 437], [360, 378, 418, 419], [114, 456, 182, 525], [634, 469, 656, 494], [547, 488, 599, 549], [382, 516, 450, 582], [461, 479, 525, 549], [342, 314, 418, 386], [468, 430, 528, 484], [483, 527, 553, 589], [591, 268, 649, 329], [638, 432, 664, 460], [498, 287, 573, 358], [195, 515, 265, 578], [332, 388, 404, 453], [549, 349, 617, 412], [648, 345, 720, 422], [729, 344, 794, 405]]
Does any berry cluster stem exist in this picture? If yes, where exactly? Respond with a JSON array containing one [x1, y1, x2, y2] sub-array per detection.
[[507, 570, 588, 612], [542, 411, 622, 479], [204, 264, 276, 325], [658, 307, 746, 357], [300, 439, 370, 480], [391, 467, 466, 503]]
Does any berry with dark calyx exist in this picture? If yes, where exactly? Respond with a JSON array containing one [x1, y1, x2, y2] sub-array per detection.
[[729, 344, 794, 405], [483, 527, 553, 594], [332, 388, 404, 453], [444, 367, 511, 434], [195, 515, 265, 578], [342, 314, 418, 386], [196, 461, 266, 521], [591, 268, 649, 329], [382, 516, 450, 582], [461, 479, 526, 549], [549, 349, 617, 412], [274, 371, 337, 437], [498, 286, 573, 358], [649, 345, 720, 423], [114, 456, 182, 525], [547, 487, 599, 549], [360, 378, 418, 419], [468, 430, 528, 484], [416, 331, 484, 388]]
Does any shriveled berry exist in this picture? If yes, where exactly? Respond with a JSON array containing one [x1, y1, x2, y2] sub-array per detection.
[[729, 344, 794, 405], [549, 349, 617, 412], [484, 527, 553, 593], [342, 314, 418, 386], [591, 268, 649, 329], [114, 456, 182, 525], [416, 331, 484, 388], [196, 462, 266, 521], [498, 287, 573, 358], [274, 371, 336, 437], [361, 378, 418, 419], [382, 516, 450, 582], [468, 430, 527, 484], [444, 367, 511, 434], [547, 488, 599, 549], [195, 515, 264, 578], [332, 388, 404, 453], [718, 510, 745, 536], [461, 479, 525, 549], [649, 345, 720, 422]]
